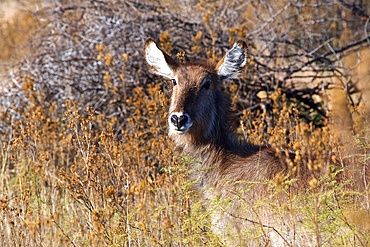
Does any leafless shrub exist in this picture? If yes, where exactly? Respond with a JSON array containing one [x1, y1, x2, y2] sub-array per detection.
[[1, 0, 369, 134]]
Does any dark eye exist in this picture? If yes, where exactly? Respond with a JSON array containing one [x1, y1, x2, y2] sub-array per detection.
[[171, 79, 177, 86], [201, 78, 211, 90]]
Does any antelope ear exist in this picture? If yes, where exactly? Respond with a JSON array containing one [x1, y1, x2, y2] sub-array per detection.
[[144, 39, 178, 79], [216, 40, 247, 81]]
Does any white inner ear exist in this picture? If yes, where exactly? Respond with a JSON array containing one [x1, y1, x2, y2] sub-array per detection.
[[217, 43, 246, 81], [145, 42, 175, 79]]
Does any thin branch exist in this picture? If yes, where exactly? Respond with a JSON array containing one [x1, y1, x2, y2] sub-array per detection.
[[285, 35, 370, 80], [228, 212, 293, 247], [50, 210, 77, 247]]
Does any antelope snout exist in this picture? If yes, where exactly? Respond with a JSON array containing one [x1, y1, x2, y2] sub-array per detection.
[[169, 112, 192, 134]]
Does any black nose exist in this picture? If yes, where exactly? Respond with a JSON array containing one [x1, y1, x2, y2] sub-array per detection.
[[170, 114, 189, 129]]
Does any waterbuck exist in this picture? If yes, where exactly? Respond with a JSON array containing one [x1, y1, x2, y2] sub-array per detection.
[[144, 39, 314, 246]]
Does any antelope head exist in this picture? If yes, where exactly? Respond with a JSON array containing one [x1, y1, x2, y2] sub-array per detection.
[[144, 39, 247, 143]]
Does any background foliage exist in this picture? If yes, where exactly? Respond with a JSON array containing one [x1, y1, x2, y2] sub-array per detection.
[[0, 0, 369, 246]]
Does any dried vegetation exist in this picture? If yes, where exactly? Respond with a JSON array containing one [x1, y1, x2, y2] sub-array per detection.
[[0, 0, 369, 246]]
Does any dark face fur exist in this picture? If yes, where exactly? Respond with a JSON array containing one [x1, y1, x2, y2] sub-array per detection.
[[168, 64, 220, 141]]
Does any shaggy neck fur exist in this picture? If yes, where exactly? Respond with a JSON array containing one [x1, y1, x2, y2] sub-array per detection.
[[170, 87, 278, 193]]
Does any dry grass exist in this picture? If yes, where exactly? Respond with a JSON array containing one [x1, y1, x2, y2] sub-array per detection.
[[0, 85, 221, 246], [0, 0, 369, 246]]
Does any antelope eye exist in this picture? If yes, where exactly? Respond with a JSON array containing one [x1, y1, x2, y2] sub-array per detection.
[[201, 78, 211, 90], [171, 79, 177, 86]]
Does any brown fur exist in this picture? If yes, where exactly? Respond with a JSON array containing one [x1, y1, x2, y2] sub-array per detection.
[[168, 62, 285, 192], [145, 40, 314, 246]]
